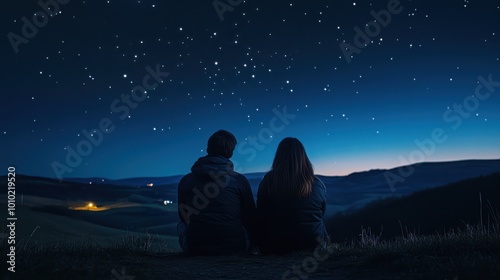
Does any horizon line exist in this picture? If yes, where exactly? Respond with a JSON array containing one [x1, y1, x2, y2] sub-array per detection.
[[4, 158, 500, 181]]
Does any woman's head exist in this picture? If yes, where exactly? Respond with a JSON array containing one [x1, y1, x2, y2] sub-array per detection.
[[267, 137, 314, 197]]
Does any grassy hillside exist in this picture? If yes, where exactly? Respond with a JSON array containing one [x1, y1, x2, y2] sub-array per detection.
[[0, 200, 179, 250], [327, 172, 500, 243], [2, 223, 499, 279], [2, 173, 500, 278]]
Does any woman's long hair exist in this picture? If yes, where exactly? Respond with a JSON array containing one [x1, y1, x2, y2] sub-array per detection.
[[264, 137, 315, 198]]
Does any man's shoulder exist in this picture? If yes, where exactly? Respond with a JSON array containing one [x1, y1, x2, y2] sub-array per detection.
[[179, 171, 248, 187], [179, 172, 195, 185], [229, 171, 250, 185]]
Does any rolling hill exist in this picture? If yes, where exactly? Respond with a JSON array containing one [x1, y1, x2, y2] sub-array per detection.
[[1, 159, 499, 250], [327, 172, 500, 242]]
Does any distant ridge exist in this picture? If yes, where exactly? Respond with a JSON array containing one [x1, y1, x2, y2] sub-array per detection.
[[62, 175, 184, 187], [4, 159, 500, 219], [59, 158, 500, 187]]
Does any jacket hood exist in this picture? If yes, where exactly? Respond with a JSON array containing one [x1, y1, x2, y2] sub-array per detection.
[[191, 155, 234, 176]]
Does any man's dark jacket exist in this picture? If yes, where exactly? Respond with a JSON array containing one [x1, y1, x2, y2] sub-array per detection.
[[257, 176, 329, 254], [178, 155, 257, 255]]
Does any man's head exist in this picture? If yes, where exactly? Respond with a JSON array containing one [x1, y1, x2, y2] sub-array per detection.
[[207, 130, 237, 159]]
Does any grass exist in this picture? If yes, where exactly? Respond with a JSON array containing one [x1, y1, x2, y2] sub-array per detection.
[[326, 184, 500, 279], [2, 222, 499, 280], [335, 223, 500, 279]]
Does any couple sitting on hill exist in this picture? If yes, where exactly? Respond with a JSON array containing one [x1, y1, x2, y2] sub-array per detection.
[[177, 130, 329, 255]]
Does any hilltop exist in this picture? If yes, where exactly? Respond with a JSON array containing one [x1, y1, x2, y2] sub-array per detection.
[[327, 172, 500, 242]]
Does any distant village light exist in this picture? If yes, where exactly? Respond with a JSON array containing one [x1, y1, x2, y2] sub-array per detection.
[[164, 200, 173, 205], [147, 183, 154, 187]]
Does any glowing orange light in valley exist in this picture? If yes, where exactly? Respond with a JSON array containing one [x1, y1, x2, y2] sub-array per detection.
[[70, 202, 112, 211]]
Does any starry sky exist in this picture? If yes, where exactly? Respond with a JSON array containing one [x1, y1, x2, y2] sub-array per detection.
[[2, 0, 500, 179]]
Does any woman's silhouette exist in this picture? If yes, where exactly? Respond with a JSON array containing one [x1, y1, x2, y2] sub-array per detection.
[[257, 137, 329, 254]]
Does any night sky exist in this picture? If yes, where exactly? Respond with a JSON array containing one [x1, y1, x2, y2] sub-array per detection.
[[2, 0, 500, 180]]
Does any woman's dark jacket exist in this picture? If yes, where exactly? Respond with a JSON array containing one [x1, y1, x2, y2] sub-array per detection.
[[257, 175, 328, 254]]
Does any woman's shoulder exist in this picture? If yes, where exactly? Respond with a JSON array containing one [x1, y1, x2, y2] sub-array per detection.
[[313, 176, 326, 187], [312, 176, 327, 195], [257, 172, 271, 196], [259, 171, 273, 184]]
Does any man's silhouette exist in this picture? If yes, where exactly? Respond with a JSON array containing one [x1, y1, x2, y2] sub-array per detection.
[[177, 130, 257, 255]]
